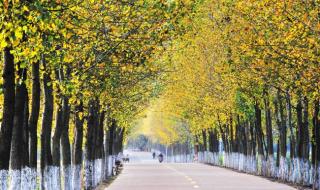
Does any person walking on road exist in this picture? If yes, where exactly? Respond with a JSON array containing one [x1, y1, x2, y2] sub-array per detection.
[[158, 153, 164, 163], [152, 152, 156, 159]]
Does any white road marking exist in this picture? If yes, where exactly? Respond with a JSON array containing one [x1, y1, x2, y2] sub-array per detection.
[[164, 165, 200, 188]]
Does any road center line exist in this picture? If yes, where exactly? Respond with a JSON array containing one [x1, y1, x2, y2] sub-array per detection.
[[163, 165, 200, 188]]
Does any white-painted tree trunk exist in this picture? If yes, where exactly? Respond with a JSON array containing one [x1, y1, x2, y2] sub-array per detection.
[[72, 164, 81, 190], [107, 156, 113, 177], [168, 151, 314, 187], [0, 170, 8, 190], [84, 160, 93, 189], [50, 166, 61, 190], [21, 167, 37, 190], [9, 170, 20, 190], [63, 165, 72, 190]]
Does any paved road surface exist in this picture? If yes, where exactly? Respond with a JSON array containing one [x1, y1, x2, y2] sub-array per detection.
[[107, 151, 296, 190]]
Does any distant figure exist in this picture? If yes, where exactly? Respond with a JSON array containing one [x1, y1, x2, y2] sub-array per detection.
[[158, 153, 164, 163], [193, 154, 198, 162], [123, 154, 130, 163], [152, 152, 156, 159]]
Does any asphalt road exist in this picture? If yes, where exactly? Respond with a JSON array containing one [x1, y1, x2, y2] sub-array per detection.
[[106, 151, 296, 190]]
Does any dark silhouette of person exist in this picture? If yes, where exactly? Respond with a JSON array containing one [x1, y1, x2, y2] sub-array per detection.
[[158, 153, 163, 163], [152, 152, 156, 159]]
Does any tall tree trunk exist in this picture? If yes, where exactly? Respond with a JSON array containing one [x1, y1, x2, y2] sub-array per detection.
[[52, 100, 63, 189], [276, 140, 280, 167], [202, 130, 207, 151], [72, 101, 84, 190], [281, 91, 292, 179], [40, 54, 54, 190], [28, 61, 40, 189], [85, 99, 97, 190], [59, 66, 72, 189], [235, 118, 240, 153], [91, 103, 100, 186], [246, 123, 251, 156], [242, 121, 248, 156], [51, 68, 65, 189], [286, 91, 295, 159], [95, 111, 105, 158], [22, 90, 29, 168], [264, 93, 273, 157], [104, 129, 110, 179], [61, 97, 72, 190], [217, 115, 228, 153], [29, 61, 40, 169], [255, 102, 266, 175], [237, 116, 246, 155], [108, 120, 116, 156], [249, 120, 256, 157], [244, 121, 251, 156], [229, 116, 234, 152], [208, 130, 214, 152], [312, 100, 317, 166], [312, 99, 320, 190], [255, 102, 264, 157], [94, 110, 105, 181], [218, 123, 228, 153], [0, 48, 15, 178], [296, 96, 310, 185], [52, 68, 63, 167], [10, 65, 27, 189], [297, 97, 304, 159], [302, 97, 309, 160], [275, 92, 286, 159], [104, 120, 112, 177], [113, 128, 120, 155]]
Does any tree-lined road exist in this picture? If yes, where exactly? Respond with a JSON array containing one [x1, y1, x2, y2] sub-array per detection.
[[107, 151, 295, 190]]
